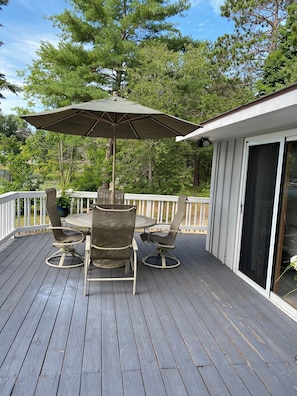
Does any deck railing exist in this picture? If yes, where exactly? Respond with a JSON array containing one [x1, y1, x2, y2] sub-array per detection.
[[0, 191, 209, 245]]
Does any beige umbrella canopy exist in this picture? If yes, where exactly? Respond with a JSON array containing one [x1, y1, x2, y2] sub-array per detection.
[[21, 96, 200, 201]]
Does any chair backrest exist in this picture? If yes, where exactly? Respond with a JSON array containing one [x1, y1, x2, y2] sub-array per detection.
[[91, 204, 136, 261], [97, 189, 124, 204], [46, 188, 65, 242], [164, 195, 187, 245]]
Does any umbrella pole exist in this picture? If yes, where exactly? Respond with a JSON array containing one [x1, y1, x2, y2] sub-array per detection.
[[111, 127, 116, 204]]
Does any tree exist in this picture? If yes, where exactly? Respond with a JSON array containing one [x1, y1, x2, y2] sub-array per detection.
[[0, 0, 20, 107], [21, 0, 191, 108], [216, 0, 294, 85], [126, 40, 253, 122], [0, 113, 32, 165], [22, 131, 87, 191], [125, 41, 252, 190], [72, 138, 110, 191], [21, 0, 191, 192], [257, 2, 297, 93], [0, 114, 36, 191], [0, 113, 31, 141]]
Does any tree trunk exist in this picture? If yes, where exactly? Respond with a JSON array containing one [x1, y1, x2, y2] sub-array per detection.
[[193, 154, 200, 187]]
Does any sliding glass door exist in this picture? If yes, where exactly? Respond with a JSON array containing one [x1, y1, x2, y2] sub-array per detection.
[[273, 142, 297, 309], [239, 143, 280, 289], [239, 137, 297, 311]]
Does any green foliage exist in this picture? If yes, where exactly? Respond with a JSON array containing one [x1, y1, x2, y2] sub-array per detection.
[[0, 113, 31, 141], [18, 0, 207, 195], [126, 41, 253, 123], [15, 0, 296, 197], [22, 131, 87, 191], [21, 0, 191, 107], [0, 114, 36, 191], [55, 192, 72, 208], [72, 138, 108, 191], [182, 184, 211, 198], [20, 42, 107, 108], [2, 152, 42, 191], [216, 0, 294, 86], [116, 139, 194, 195], [126, 41, 210, 121], [257, 2, 297, 94]]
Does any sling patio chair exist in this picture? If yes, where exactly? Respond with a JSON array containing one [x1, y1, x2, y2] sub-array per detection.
[[45, 188, 85, 268], [140, 195, 187, 269], [97, 188, 124, 204], [84, 204, 138, 295]]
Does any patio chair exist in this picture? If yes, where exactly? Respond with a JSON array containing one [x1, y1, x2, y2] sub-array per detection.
[[84, 204, 138, 295], [140, 195, 187, 269], [97, 188, 124, 204], [46, 188, 85, 268]]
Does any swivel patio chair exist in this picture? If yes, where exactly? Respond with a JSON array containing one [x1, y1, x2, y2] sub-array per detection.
[[141, 195, 187, 269], [84, 204, 138, 295], [46, 188, 85, 268], [97, 188, 124, 204]]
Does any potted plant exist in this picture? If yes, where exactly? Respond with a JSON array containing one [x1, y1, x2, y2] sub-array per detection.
[[55, 191, 72, 217]]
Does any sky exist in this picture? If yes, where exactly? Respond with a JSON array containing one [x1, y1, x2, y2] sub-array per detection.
[[0, 0, 234, 115]]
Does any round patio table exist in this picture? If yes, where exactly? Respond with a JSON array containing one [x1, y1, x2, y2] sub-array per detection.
[[66, 212, 155, 269], [66, 212, 156, 230]]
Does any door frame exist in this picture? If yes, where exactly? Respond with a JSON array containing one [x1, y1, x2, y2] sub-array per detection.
[[270, 134, 297, 319], [234, 133, 285, 297]]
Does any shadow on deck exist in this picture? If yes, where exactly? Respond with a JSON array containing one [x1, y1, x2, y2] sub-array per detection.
[[0, 232, 296, 395]]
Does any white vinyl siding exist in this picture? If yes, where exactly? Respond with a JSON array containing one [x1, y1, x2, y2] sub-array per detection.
[[206, 138, 244, 270]]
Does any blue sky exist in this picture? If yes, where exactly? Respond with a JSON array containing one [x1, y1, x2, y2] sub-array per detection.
[[0, 0, 233, 115]]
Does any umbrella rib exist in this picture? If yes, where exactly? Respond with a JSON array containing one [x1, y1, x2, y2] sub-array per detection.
[[116, 114, 148, 124], [148, 117, 186, 136], [80, 110, 120, 125], [128, 122, 140, 138], [110, 114, 192, 136], [85, 119, 101, 136], [39, 112, 78, 129], [100, 111, 114, 124]]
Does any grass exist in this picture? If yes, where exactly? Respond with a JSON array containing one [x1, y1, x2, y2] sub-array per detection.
[[182, 184, 210, 198]]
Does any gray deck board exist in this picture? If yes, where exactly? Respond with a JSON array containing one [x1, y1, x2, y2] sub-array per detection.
[[0, 232, 296, 395]]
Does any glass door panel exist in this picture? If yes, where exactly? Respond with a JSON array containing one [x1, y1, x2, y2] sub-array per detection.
[[239, 143, 279, 288], [273, 142, 297, 309]]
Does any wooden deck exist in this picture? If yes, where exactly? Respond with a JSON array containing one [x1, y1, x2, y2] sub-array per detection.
[[0, 232, 296, 396]]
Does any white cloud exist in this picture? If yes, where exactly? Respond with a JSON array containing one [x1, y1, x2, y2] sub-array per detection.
[[189, 0, 204, 7], [190, 0, 224, 13], [0, 91, 25, 115], [210, 0, 225, 14], [13, 0, 63, 18], [1, 31, 59, 114]]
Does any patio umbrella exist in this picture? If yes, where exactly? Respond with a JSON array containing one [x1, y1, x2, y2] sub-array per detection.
[[21, 96, 200, 202]]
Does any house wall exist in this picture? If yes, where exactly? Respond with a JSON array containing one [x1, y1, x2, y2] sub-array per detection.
[[206, 138, 244, 270]]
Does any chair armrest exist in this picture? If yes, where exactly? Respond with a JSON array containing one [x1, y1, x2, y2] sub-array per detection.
[[49, 226, 85, 243], [49, 226, 84, 233], [132, 237, 138, 251], [145, 223, 171, 232], [85, 234, 91, 252], [146, 229, 182, 235]]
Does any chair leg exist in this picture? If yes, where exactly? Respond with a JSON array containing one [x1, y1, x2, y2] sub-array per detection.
[[84, 250, 91, 296], [46, 246, 84, 268], [142, 248, 180, 269]]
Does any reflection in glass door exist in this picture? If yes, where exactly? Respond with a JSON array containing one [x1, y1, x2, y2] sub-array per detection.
[[274, 142, 297, 309]]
